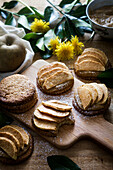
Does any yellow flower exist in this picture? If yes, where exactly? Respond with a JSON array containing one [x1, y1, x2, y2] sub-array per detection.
[[71, 35, 84, 56], [55, 41, 74, 61], [30, 18, 50, 33], [48, 36, 60, 55]]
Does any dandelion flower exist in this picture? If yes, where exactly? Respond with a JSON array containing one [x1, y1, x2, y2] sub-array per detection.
[[30, 18, 50, 33], [48, 36, 60, 55], [55, 41, 74, 61], [71, 35, 84, 56]]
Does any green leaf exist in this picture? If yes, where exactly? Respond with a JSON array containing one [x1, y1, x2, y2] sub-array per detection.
[[18, 7, 33, 16], [55, 20, 66, 39], [23, 32, 42, 40], [44, 29, 56, 49], [0, 10, 8, 19], [31, 6, 44, 19], [0, 112, 13, 128], [36, 37, 45, 51], [59, 0, 79, 9], [97, 68, 113, 88], [69, 4, 86, 18], [61, 0, 79, 13], [18, 15, 30, 30], [47, 155, 81, 170], [44, 6, 59, 25], [2, 0, 18, 9], [5, 13, 16, 26], [66, 14, 91, 28], [41, 48, 52, 59]]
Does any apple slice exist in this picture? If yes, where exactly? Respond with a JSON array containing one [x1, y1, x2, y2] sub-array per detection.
[[33, 118, 57, 131], [0, 132, 20, 152], [83, 84, 98, 105], [37, 104, 70, 117], [10, 125, 29, 146], [39, 67, 63, 86], [43, 70, 73, 90], [0, 137, 17, 160], [98, 84, 108, 104], [90, 83, 104, 103], [42, 100, 72, 111], [76, 54, 104, 65], [0, 125, 24, 150], [82, 48, 108, 65], [34, 109, 66, 123], [75, 59, 105, 71], [77, 86, 92, 110]]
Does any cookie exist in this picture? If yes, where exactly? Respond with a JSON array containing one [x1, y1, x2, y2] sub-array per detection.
[[74, 48, 110, 80], [0, 74, 38, 113], [37, 62, 74, 95], [73, 83, 111, 116], [0, 125, 33, 164]]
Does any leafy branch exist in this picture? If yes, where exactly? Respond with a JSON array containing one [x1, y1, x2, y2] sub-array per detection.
[[0, 0, 93, 59]]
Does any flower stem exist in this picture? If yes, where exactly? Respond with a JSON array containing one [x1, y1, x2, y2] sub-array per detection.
[[16, 0, 35, 14], [0, 8, 20, 17], [47, 0, 65, 16]]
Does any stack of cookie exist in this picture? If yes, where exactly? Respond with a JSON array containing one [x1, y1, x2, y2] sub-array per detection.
[[37, 61, 74, 94], [0, 125, 33, 164], [0, 74, 38, 113], [74, 48, 108, 79], [33, 100, 75, 136], [73, 83, 111, 116]]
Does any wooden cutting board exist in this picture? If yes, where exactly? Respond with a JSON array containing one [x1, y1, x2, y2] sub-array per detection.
[[5, 60, 113, 152]]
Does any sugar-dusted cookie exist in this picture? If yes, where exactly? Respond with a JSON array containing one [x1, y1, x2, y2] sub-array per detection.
[[0, 74, 38, 113], [74, 48, 110, 79], [0, 125, 33, 164], [37, 61, 74, 95], [73, 83, 111, 116]]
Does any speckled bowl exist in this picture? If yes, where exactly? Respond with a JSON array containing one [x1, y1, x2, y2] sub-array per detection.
[[86, 0, 113, 39]]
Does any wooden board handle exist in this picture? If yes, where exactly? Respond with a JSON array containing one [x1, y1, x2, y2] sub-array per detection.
[[86, 117, 113, 152]]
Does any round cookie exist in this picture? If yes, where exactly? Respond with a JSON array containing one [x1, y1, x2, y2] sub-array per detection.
[[73, 83, 111, 116], [0, 74, 38, 113], [37, 62, 74, 95], [74, 48, 111, 80]]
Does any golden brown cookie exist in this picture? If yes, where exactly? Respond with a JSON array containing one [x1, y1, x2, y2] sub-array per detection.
[[73, 83, 111, 116], [37, 61, 74, 95], [0, 125, 33, 164], [74, 48, 110, 80], [0, 74, 38, 113]]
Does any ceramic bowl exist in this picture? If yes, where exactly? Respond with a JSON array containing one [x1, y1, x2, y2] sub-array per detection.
[[86, 0, 113, 39]]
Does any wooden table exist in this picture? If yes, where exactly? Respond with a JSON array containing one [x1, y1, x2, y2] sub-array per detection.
[[0, 0, 113, 170]]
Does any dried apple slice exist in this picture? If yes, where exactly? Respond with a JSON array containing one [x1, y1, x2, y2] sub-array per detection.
[[0, 132, 20, 152], [38, 104, 70, 117], [42, 100, 72, 111], [90, 83, 104, 103], [10, 125, 29, 146], [82, 48, 108, 65], [98, 84, 108, 104], [34, 109, 66, 123], [76, 54, 104, 66], [83, 84, 98, 105], [39, 67, 64, 86], [75, 59, 105, 71], [0, 125, 24, 150], [33, 118, 57, 131], [43, 71, 74, 90], [77, 86, 92, 110], [0, 137, 17, 160]]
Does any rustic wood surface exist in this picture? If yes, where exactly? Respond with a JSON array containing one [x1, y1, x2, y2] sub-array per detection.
[[0, 0, 113, 170]]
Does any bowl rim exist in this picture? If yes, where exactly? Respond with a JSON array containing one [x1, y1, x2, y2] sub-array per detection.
[[86, 0, 113, 30]]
